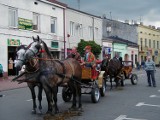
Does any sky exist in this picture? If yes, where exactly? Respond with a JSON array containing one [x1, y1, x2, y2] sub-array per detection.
[[57, 0, 160, 28]]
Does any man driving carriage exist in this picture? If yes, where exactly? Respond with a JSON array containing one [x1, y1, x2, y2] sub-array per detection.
[[81, 45, 96, 68]]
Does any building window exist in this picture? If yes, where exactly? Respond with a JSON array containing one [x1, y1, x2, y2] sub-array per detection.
[[88, 26, 93, 38], [157, 41, 159, 49], [79, 24, 83, 37], [70, 21, 74, 36], [149, 39, 151, 48], [9, 7, 18, 27], [145, 39, 147, 47], [95, 27, 98, 38], [140, 38, 143, 51], [51, 17, 57, 33], [33, 13, 39, 31], [153, 40, 155, 48]]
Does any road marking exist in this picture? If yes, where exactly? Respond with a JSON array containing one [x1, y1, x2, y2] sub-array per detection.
[[26, 93, 61, 101], [150, 95, 160, 98], [136, 102, 160, 108], [114, 115, 147, 120]]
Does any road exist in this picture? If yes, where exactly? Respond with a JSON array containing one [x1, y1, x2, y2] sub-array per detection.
[[0, 69, 160, 120]]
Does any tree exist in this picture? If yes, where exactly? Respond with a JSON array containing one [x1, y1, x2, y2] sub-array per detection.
[[77, 39, 101, 58]]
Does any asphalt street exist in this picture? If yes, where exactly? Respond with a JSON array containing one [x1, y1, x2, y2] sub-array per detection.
[[0, 69, 160, 120]]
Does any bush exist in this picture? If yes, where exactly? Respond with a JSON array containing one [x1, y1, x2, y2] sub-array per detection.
[[77, 39, 101, 58]]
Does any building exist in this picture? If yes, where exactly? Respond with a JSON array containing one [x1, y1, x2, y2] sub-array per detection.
[[65, 7, 103, 59], [137, 24, 160, 65], [0, 0, 67, 76], [102, 18, 138, 66], [102, 36, 138, 66]]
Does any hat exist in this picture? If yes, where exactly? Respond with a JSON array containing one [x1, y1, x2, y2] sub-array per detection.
[[84, 45, 91, 50]]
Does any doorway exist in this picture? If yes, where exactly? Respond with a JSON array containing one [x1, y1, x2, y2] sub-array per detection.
[[8, 46, 17, 76]]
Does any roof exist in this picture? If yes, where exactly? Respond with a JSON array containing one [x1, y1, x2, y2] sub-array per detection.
[[67, 7, 102, 19], [103, 36, 138, 48], [46, 0, 67, 7]]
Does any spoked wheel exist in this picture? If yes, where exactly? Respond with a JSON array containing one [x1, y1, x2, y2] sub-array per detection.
[[62, 87, 72, 102], [131, 74, 138, 85], [91, 84, 100, 103], [100, 80, 106, 97]]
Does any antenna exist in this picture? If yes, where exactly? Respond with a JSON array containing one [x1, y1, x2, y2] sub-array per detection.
[[110, 11, 112, 20]]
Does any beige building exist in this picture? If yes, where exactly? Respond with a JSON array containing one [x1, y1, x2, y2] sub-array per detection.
[[137, 24, 160, 65]]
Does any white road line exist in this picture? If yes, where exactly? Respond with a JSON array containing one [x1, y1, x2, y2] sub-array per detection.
[[114, 115, 147, 120], [26, 93, 61, 102], [136, 102, 160, 108], [150, 95, 160, 98]]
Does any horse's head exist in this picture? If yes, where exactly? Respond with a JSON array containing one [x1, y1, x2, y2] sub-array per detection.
[[101, 58, 109, 71], [25, 35, 43, 60], [15, 45, 27, 71], [25, 35, 52, 60]]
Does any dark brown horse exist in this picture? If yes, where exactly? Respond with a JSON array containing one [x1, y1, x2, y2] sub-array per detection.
[[101, 57, 123, 89], [25, 36, 82, 114], [14, 45, 43, 114]]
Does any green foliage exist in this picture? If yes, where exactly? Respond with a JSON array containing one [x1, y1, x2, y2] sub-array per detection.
[[77, 39, 101, 58]]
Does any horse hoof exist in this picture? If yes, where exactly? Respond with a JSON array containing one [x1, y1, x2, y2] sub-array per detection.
[[69, 107, 77, 111], [32, 109, 36, 114], [37, 110, 42, 115], [78, 107, 83, 112]]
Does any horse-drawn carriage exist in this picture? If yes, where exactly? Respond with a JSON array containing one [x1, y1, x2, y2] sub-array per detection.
[[121, 61, 138, 85], [62, 61, 106, 103]]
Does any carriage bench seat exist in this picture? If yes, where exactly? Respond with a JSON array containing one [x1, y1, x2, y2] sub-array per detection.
[[81, 67, 99, 80]]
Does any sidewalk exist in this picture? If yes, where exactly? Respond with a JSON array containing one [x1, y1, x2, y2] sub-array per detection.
[[0, 76, 27, 91]]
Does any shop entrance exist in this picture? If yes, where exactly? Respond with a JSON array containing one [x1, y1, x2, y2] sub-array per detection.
[[8, 46, 17, 76]]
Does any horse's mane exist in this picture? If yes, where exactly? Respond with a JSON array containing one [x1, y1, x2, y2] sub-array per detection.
[[16, 45, 27, 51], [42, 41, 52, 58]]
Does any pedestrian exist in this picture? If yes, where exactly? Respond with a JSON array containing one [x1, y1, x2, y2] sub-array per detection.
[[0, 63, 3, 77], [8, 57, 14, 75], [144, 56, 156, 87]]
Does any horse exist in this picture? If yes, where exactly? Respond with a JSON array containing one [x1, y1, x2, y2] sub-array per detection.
[[24, 36, 82, 114], [101, 57, 123, 89], [14, 45, 43, 114]]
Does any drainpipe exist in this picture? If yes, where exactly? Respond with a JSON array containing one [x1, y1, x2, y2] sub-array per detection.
[[63, 8, 66, 59], [92, 17, 94, 41]]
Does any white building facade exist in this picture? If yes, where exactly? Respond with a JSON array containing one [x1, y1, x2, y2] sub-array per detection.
[[0, 0, 66, 76], [65, 7, 103, 59]]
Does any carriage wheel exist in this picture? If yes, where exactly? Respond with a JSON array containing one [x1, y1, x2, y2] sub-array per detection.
[[131, 74, 138, 85], [100, 80, 106, 97], [62, 87, 72, 102], [91, 84, 100, 103]]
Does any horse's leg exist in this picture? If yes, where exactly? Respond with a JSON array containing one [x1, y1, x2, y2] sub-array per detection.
[[77, 83, 82, 110], [42, 82, 53, 114], [69, 82, 77, 110], [52, 86, 59, 114], [37, 84, 43, 114], [110, 76, 112, 90], [28, 84, 37, 114]]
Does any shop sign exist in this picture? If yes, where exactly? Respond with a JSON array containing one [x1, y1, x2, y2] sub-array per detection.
[[8, 39, 20, 46], [51, 41, 58, 48], [18, 18, 33, 30]]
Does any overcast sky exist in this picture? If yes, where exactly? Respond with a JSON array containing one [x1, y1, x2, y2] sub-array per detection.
[[58, 0, 160, 28]]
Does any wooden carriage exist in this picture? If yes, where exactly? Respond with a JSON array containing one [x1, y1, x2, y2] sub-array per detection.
[[62, 61, 106, 103], [121, 61, 138, 85]]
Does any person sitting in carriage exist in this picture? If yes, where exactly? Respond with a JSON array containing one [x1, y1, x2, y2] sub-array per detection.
[[67, 46, 81, 62], [81, 45, 96, 68]]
